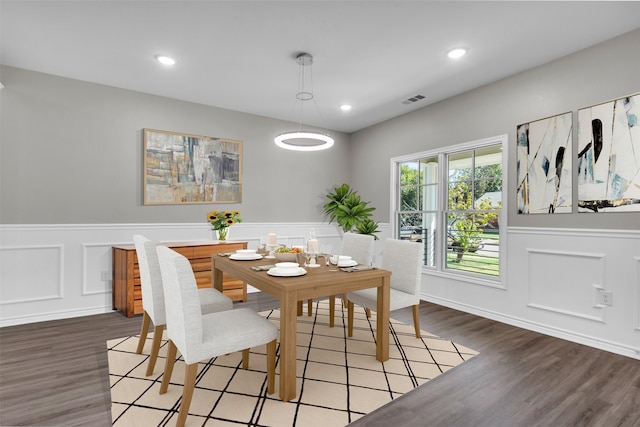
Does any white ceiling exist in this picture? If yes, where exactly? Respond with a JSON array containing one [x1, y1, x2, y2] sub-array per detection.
[[1, 1, 639, 134]]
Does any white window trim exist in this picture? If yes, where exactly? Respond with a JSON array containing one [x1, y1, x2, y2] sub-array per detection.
[[390, 134, 508, 289]]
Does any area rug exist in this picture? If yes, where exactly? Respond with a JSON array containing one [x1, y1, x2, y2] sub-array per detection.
[[109, 300, 477, 426]]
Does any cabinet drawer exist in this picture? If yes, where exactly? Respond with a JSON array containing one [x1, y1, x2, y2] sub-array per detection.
[[190, 257, 212, 272]]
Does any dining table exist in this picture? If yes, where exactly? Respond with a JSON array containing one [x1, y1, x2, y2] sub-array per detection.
[[211, 254, 391, 402]]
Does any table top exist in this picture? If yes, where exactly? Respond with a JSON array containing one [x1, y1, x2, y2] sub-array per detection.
[[212, 255, 391, 300]]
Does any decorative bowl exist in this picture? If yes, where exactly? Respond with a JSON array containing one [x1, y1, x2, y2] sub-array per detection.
[[274, 252, 299, 262]]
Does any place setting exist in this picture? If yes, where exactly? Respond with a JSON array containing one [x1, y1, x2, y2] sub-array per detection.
[[228, 249, 263, 261]]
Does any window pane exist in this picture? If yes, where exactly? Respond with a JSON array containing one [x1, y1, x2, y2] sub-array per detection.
[[420, 184, 438, 210], [400, 162, 419, 185], [398, 212, 437, 268], [419, 158, 438, 185], [401, 186, 418, 210], [446, 212, 499, 276]]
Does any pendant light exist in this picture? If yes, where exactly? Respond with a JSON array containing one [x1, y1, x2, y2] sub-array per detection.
[[274, 53, 334, 151]]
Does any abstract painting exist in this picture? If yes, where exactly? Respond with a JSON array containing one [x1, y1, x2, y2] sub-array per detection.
[[143, 129, 242, 205], [577, 94, 640, 213], [517, 112, 572, 214]]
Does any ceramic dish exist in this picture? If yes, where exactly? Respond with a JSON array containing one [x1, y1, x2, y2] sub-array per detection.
[[329, 255, 352, 265], [229, 253, 263, 261], [337, 259, 358, 267], [267, 267, 307, 277]]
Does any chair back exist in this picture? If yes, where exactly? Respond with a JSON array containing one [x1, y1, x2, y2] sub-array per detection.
[[133, 235, 166, 325], [156, 246, 203, 359], [382, 238, 422, 296], [341, 232, 374, 265]]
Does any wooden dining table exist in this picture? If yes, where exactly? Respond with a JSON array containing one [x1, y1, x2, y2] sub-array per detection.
[[211, 254, 391, 402]]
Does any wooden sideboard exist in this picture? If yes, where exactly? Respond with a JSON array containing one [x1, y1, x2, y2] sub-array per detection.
[[112, 241, 248, 317]]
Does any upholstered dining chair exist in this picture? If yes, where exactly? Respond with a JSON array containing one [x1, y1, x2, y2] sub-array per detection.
[[347, 238, 423, 338], [304, 232, 375, 326], [133, 234, 236, 376], [156, 246, 277, 427], [329, 232, 375, 325]]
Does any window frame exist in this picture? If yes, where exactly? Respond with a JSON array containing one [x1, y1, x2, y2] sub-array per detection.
[[390, 134, 508, 289]]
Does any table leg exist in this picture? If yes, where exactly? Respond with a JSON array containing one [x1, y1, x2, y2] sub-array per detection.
[[376, 276, 390, 362], [212, 264, 224, 293], [279, 291, 298, 402]]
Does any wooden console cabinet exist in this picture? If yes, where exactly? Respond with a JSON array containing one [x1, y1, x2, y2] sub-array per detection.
[[112, 241, 247, 317]]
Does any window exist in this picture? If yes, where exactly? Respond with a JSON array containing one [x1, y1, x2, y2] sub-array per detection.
[[393, 135, 506, 283]]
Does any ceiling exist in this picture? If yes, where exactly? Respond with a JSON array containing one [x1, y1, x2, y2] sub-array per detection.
[[1, 1, 639, 134]]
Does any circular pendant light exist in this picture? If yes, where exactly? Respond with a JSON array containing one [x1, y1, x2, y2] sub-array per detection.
[[274, 131, 334, 151], [274, 53, 334, 151]]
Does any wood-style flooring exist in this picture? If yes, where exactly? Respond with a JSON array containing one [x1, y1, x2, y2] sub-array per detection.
[[1, 294, 639, 426]]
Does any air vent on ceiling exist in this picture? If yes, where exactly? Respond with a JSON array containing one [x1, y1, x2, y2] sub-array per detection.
[[402, 94, 425, 105]]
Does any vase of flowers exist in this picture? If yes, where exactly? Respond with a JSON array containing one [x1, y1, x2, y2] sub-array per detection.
[[206, 210, 242, 241]]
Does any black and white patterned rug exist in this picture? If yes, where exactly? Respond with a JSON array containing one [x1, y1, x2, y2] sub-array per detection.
[[109, 299, 477, 426]]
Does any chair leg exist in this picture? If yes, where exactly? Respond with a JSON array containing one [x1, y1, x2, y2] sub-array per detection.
[[297, 300, 303, 316], [307, 299, 313, 316], [329, 295, 335, 328], [136, 311, 151, 354], [266, 339, 276, 395], [159, 340, 177, 394], [145, 324, 165, 376], [242, 349, 250, 369], [176, 363, 198, 427], [347, 301, 354, 337], [365, 308, 372, 318], [412, 304, 421, 338]]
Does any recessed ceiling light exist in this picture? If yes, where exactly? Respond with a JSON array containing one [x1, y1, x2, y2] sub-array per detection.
[[447, 48, 467, 59], [339, 104, 352, 111], [155, 55, 177, 66]]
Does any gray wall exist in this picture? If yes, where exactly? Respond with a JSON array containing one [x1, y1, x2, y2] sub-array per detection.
[[350, 29, 640, 230], [0, 66, 350, 224]]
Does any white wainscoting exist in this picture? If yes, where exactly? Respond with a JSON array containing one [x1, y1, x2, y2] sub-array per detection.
[[0, 223, 391, 327], [421, 226, 640, 360]]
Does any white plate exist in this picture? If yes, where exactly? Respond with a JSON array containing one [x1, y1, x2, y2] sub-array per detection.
[[338, 260, 358, 267], [229, 254, 263, 261], [267, 267, 307, 277], [330, 256, 353, 265]]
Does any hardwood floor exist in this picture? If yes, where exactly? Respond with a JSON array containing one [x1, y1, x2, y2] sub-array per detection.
[[1, 294, 638, 426]]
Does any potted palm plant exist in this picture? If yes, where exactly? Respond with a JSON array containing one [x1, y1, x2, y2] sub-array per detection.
[[323, 183, 380, 239]]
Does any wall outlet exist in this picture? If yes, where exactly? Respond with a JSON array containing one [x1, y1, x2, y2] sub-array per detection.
[[101, 271, 111, 281], [602, 290, 613, 306], [595, 288, 613, 307]]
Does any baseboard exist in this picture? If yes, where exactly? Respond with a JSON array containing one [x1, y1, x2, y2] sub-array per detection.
[[0, 305, 114, 328], [422, 294, 640, 360]]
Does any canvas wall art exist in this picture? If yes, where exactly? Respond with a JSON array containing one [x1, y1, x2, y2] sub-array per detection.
[[143, 129, 242, 205], [577, 94, 640, 213], [516, 112, 573, 214]]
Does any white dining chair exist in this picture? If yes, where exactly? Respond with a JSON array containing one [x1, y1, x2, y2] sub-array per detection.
[[347, 238, 423, 338], [303, 232, 375, 325], [133, 234, 236, 376], [156, 246, 277, 427]]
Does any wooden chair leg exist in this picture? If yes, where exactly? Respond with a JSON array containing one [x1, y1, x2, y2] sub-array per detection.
[[348, 301, 354, 337], [412, 304, 421, 338], [297, 300, 303, 316], [159, 340, 177, 394], [365, 308, 372, 318], [145, 324, 165, 376], [266, 339, 276, 395], [176, 363, 198, 427], [136, 311, 151, 354], [307, 299, 313, 316], [329, 295, 335, 328], [242, 349, 250, 369]]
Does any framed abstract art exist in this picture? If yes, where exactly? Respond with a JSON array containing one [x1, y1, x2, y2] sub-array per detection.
[[143, 129, 242, 205], [577, 93, 640, 213], [516, 112, 573, 214]]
